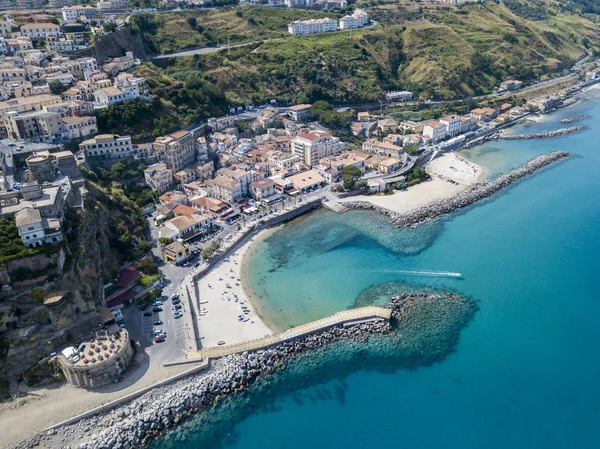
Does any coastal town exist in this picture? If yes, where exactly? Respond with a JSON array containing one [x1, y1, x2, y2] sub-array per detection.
[[0, 1, 599, 448]]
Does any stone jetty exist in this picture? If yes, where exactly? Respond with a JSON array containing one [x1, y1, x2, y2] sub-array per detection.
[[501, 126, 584, 140], [344, 151, 570, 228], [560, 115, 586, 124], [12, 290, 478, 449], [16, 319, 392, 449]]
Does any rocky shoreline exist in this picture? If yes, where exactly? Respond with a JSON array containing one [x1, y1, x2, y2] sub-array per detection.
[[344, 151, 571, 228], [560, 115, 586, 124], [501, 125, 584, 140]]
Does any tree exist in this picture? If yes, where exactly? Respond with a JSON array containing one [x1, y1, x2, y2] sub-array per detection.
[[404, 142, 422, 155], [90, 20, 98, 27], [103, 22, 117, 33], [340, 165, 363, 190], [138, 257, 159, 275], [138, 241, 152, 255], [158, 237, 171, 247], [49, 80, 67, 95]]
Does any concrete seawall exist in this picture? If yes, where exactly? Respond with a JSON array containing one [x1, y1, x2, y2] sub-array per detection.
[[187, 306, 392, 360], [192, 198, 323, 284]]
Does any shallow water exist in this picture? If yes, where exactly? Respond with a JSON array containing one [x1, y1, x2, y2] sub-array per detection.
[[153, 90, 600, 449]]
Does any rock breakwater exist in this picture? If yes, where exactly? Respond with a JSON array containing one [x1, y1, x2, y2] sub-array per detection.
[[14, 290, 478, 449], [560, 115, 586, 124], [501, 126, 584, 140], [344, 151, 570, 228]]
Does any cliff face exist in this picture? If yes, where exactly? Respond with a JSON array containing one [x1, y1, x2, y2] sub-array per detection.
[[0, 189, 119, 396], [92, 26, 150, 62]]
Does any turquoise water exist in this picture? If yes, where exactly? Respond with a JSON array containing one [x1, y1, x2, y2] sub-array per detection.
[[155, 91, 600, 448]]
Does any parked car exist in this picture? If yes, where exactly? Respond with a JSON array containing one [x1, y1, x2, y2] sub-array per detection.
[[174, 312, 183, 319], [173, 305, 182, 310], [152, 307, 163, 313], [172, 298, 181, 304], [154, 336, 165, 343], [152, 300, 163, 306], [171, 294, 179, 300], [194, 263, 200, 267], [143, 312, 152, 317], [154, 320, 163, 325]]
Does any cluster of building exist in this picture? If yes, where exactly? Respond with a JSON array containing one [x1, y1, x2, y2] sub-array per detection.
[[0, 140, 84, 250], [288, 9, 369, 36], [0, 22, 144, 144]]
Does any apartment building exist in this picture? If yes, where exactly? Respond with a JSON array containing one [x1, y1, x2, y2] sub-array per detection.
[[339, 9, 369, 30], [0, 94, 62, 117], [470, 107, 498, 122], [62, 5, 97, 21], [288, 18, 337, 36], [20, 23, 62, 39], [361, 139, 404, 159], [79, 134, 133, 162], [94, 86, 127, 107], [287, 104, 311, 121], [0, 67, 26, 82], [153, 130, 196, 173], [3, 110, 65, 141], [113, 73, 149, 100], [422, 121, 447, 143], [15, 207, 63, 248], [439, 114, 461, 137], [292, 132, 345, 165], [144, 162, 173, 193], [159, 214, 214, 242], [63, 80, 96, 102], [250, 178, 278, 203], [62, 115, 97, 139]]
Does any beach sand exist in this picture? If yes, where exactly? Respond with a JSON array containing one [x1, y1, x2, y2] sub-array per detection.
[[194, 238, 274, 350], [342, 152, 485, 215]]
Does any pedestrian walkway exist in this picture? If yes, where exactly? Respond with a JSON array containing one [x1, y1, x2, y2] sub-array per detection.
[[186, 306, 391, 360]]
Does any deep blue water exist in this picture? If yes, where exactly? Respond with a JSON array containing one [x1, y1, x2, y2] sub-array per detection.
[[154, 91, 600, 448]]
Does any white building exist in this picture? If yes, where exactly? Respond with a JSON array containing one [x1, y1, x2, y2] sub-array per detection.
[[144, 162, 173, 193], [62, 115, 97, 140], [385, 91, 413, 102], [339, 9, 369, 30], [15, 207, 63, 248], [291, 132, 345, 165], [20, 23, 63, 39], [62, 5, 97, 21], [94, 86, 126, 107], [439, 114, 462, 137], [79, 134, 133, 161], [422, 121, 447, 143], [288, 18, 337, 36]]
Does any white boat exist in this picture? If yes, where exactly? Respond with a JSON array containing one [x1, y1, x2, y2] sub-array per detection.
[[199, 300, 208, 304]]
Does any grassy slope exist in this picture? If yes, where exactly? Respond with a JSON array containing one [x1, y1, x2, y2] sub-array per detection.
[[133, 6, 338, 54]]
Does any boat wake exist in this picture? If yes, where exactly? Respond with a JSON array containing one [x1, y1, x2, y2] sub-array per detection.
[[381, 270, 463, 279]]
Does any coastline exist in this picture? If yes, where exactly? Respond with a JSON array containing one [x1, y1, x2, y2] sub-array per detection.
[[193, 239, 274, 350], [239, 227, 286, 334], [343, 151, 571, 228], [342, 151, 487, 215]]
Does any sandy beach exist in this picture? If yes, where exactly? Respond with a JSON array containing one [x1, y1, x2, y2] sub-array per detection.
[[193, 238, 274, 350], [342, 152, 485, 214]]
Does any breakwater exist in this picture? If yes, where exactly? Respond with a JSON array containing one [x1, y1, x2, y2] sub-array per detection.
[[17, 291, 476, 449], [344, 151, 570, 228], [561, 115, 586, 124], [501, 126, 584, 140]]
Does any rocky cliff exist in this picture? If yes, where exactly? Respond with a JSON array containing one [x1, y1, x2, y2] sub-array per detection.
[[0, 185, 122, 397]]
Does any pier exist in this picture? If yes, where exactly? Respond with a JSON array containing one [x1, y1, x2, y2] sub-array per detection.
[[186, 306, 392, 360]]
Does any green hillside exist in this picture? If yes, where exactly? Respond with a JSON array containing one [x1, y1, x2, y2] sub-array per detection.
[[117, 2, 600, 137]]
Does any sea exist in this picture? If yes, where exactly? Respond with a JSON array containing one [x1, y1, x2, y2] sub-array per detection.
[[151, 89, 600, 449]]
